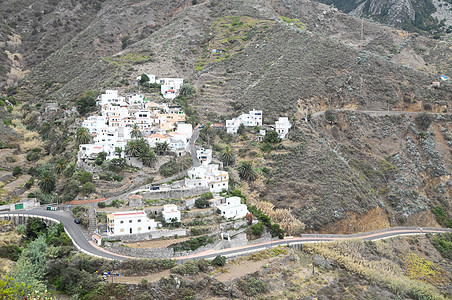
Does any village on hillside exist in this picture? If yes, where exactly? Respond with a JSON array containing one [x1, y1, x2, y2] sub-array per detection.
[[70, 73, 292, 257]]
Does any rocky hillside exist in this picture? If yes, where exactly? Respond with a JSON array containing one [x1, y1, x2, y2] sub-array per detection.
[[0, 0, 451, 232], [312, 0, 452, 35]]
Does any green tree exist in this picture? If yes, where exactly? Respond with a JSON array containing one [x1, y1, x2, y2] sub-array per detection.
[[79, 171, 93, 184], [263, 130, 280, 144], [76, 92, 96, 115], [38, 170, 56, 193], [125, 140, 141, 157], [25, 218, 47, 241], [76, 127, 92, 144], [81, 182, 95, 196], [139, 74, 150, 86], [211, 255, 226, 267], [139, 149, 157, 167], [94, 152, 107, 165], [202, 122, 214, 146], [237, 123, 245, 135], [155, 141, 169, 155], [179, 83, 196, 98], [195, 198, 210, 209], [114, 147, 123, 158], [220, 146, 236, 167], [237, 161, 257, 182], [130, 123, 142, 139]]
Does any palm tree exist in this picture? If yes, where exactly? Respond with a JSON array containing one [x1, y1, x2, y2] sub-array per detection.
[[155, 141, 169, 155], [38, 170, 56, 193], [125, 140, 140, 157], [55, 160, 66, 174], [76, 127, 92, 144], [202, 122, 213, 146], [130, 123, 142, 139], [114, 147, 123, 158], [221, 146, 236, 167], [139, 149, 157, 167], [237, 161, 257, 182]]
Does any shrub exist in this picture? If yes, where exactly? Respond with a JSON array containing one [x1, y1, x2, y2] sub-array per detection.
[[263, 130, 280, 144], [415, 112, 433, 131], [431, 233, 452, 260], [171, 235, 215, 252], [121, 258, 176, 276], [238, 276, 268, 297], [171, 260, 199, 275], [76, 92, 96, 115], [97, 202, 106, 208], [195, 198, 210, 209], [81, 182, 95, 196], [79, 171, 93, 184], [0, 245, 22, 261], [250, 222, 264, 237], [12, 166, 22, 176], [211, 255, 226, 267], [25, 178, 34, 189]]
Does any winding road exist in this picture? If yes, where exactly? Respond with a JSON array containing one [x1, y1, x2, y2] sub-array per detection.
[[1, 208, 450, 262]]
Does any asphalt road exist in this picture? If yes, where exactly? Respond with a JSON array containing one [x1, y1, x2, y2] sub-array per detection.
[[0, 209, 126, 260], [1, 208, 450, 262], [189, 127, 201, 167]]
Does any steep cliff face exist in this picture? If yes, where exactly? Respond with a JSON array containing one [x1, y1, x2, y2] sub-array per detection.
[[351, 0, 415, 26], [314, 0, 448, 34]]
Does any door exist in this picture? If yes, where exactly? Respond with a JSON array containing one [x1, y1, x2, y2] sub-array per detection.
[[130, 228, 132, 234]]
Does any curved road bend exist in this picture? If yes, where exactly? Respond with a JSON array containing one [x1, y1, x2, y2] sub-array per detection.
[[0, 209, 128, 261], [1, 209, 450, 261]]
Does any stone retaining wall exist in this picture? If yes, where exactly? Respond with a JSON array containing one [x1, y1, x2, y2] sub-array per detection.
[[103, 228, 187, 243], [104, 238, 223, 259]]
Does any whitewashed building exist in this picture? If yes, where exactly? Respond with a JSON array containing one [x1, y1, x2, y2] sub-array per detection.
[[275, 117, 292, 139], [106, 211, 158, 236], [218, 197, 248, 219], [197, 148, 212, 165], [162, 204, 181, 223], [226, 109, 263, 134], [186, 164, 228, 193]]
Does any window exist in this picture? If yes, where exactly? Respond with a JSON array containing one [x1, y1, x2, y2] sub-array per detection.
[[120, 221, 124, 224], [138, 219, 141, 222], [148, 226, 151, 230], [129, 220, 132, 223]]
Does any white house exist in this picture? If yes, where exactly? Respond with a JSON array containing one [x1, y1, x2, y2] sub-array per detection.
[[186, 164, 228, 193], [106, 211, 158, 236], [226, 109, 263, 134], [217, 197, 248, 219], [197, 148, 212, 165], [162, 204, 181, 223], [275, 117, 292, 139]]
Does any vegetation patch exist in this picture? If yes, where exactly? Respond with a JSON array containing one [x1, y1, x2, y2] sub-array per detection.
[[195, 16, 275, 71], [404, 252, 450, 285], [280, 16, 305, 30]]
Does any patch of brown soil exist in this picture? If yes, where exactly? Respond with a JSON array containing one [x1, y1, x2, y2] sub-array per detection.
[[404, 210, 440, 228], [319, 206, 390, 234], [215, 257, 278, 282], [114, 269, 171, 284]]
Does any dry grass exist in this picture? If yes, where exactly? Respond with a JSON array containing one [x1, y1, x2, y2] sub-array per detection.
[[242, 181, 305, 235], [10, 117, 43, 152], [303, 240, 447, 300]]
